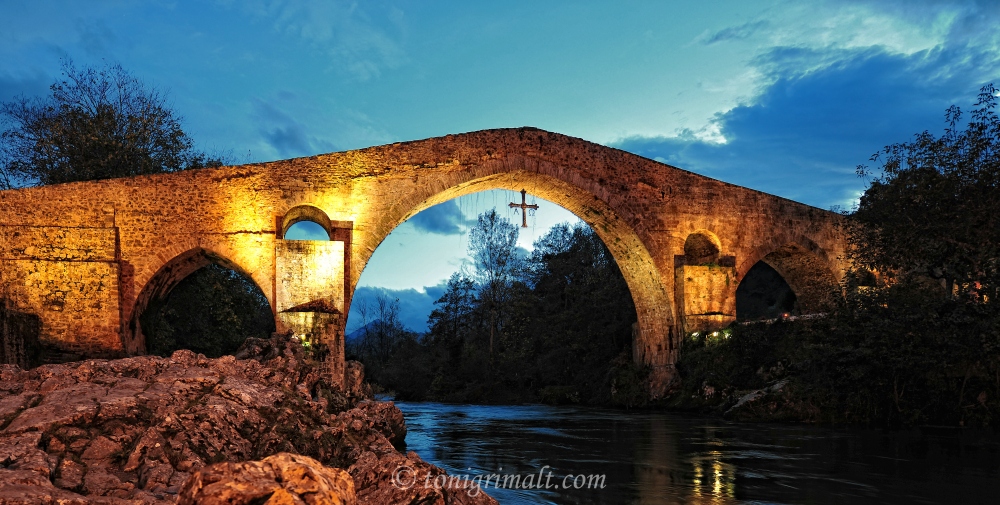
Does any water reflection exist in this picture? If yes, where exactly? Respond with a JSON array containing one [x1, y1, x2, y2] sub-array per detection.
[[396, 402, 1000, 504], [631, 417, 739, 504]]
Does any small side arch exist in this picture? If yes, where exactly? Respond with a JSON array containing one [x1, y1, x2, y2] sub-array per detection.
[[127, 247, 274, 354], [280, 205, 333, 240], [737, 238, 840, 317]]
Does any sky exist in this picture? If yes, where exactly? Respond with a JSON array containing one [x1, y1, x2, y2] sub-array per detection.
[[287, 189, 582, 332], [3, 0, 999, 332]]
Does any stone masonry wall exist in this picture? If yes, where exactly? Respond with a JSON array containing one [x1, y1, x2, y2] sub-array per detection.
[[0, 128, 848, 389], [0, 224, 121, 356]]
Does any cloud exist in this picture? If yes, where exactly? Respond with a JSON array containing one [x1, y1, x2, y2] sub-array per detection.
[[251, 97, 336, 158], [612, 43, 1000, 209], [236, 0, 405, 81], [838, 0, 1000, 55], [408, 200, 473, 235], [76, 18, 116, 56], [701, 20, 769, 45], [0, 71, 51, 102], [347, 283, 447, 334]]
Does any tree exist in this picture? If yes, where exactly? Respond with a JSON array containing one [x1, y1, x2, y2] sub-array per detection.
[[1, 60, 222, 188], [468, 209, 521, 359], [527, 223, 636, 403], [797, 83, 1000, 427], [850, 83, 1000, 300], [426, 272, 477, 351], [350, 290, 409, 369]]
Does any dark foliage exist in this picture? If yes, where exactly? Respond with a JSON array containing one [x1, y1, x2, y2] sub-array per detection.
[[354, 217, 641, 406], [850, 83, 1000, 299], [676, 85, 1000, 429], [676, 284, 1000, 428], [346, 290, 421, 390], [0, 60, 223, 188], [140, 264, 275, 358]]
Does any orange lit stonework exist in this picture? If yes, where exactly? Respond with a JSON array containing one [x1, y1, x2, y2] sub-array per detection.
[[0, 128, 847, 395]]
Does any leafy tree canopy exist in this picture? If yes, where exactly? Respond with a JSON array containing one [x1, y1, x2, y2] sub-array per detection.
[[850, 84, 1000, 300], [0, 60, 222, 188]]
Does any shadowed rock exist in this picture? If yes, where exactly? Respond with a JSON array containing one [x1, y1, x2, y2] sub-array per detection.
[[0, 334, 496, 504], [178, 452, 354, 505]]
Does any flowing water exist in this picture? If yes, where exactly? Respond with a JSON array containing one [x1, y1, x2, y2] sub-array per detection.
[[395, 402, 1000, 504]]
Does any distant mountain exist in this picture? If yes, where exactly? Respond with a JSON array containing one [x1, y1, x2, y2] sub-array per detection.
[[345, 322, 377, 345], [345, 320, 426, 346]]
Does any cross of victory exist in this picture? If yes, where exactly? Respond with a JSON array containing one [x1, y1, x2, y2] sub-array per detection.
[[508, 189, 539, 228]]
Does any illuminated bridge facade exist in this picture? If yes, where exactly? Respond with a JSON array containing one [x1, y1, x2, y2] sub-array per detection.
[[0, 128, 847, 394]]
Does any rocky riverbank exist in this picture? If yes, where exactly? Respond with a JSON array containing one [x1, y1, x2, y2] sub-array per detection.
[[0, 334, 496, 504]]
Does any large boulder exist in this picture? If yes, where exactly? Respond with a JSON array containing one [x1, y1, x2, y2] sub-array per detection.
[[0, 334, 496, 504], [178, 453, 354, 505]]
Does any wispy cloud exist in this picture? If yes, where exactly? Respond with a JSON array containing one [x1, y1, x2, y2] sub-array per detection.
[[251, 96, 338, 159], [700, 20, 769, 45], [252, 98, 311, 157], [408, 200, 474, 235], [76, 18, 116, 56], [237, 0, 405, 81], [0, 70, 51, 101]]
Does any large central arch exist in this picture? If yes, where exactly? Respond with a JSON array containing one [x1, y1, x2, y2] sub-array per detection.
[[350, 170, 675, 371]]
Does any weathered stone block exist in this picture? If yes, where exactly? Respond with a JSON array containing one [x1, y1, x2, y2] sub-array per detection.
[[675, 264, 737, 333], [275, 240, 345, 314], [5, 259, 121, 354], [278, 311, 344, 388], [0, 226, 117, 262]]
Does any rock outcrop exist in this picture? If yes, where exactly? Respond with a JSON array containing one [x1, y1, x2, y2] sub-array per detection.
[[178, 452, 354, 505], [0, 335, 495, 504]]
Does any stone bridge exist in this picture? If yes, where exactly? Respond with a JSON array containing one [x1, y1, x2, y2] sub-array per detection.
[[0, 128, 847, 393]]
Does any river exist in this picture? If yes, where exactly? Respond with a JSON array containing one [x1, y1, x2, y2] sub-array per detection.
[[395, 402, 1000, 504]]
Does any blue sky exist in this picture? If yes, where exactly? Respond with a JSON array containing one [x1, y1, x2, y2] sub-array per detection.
[[3, 0, 999, 331]]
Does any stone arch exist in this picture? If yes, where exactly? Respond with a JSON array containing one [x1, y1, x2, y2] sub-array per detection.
[[126, 247, 273, 354], [683, 230, 722, 265], [281, 204, 333, 240], [349, 169, 675, 370], [737, 238, 840, 316]]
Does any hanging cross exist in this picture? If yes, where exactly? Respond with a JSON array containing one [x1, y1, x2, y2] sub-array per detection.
[[508, 189, 539, 228]]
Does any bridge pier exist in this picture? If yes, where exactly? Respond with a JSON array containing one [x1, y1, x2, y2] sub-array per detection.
[[277, 310, 344, 389], [674, 259, 738, 335], [273, 222, 352, 389]]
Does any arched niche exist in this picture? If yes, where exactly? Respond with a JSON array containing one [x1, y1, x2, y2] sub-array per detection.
[[127, 247, 273, 354], [280, 205, 333, 240], [683, 230, 722, 265]]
